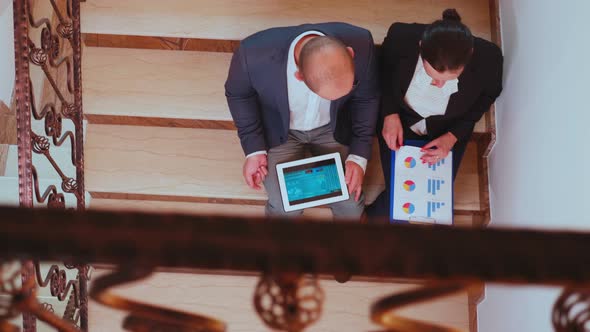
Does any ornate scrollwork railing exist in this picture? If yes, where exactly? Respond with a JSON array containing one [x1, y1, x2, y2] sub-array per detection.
[[12, 0, 87, 331], [15, 0, 84, 209]]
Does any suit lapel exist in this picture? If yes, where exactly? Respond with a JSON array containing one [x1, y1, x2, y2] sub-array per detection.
[[445, 61, 479, 116], [274, 47, 291, 131]]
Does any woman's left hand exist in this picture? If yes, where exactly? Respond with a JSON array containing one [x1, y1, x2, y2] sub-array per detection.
[[420, 132, 458, 164]]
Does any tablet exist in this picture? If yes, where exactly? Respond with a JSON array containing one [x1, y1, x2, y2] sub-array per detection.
[[276, 153, 349, 212]]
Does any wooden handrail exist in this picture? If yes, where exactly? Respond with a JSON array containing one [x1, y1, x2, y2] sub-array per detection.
[[0, 205, 589, 286]]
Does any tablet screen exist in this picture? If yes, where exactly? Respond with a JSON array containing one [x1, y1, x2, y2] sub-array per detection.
[[283, 159, 343, 205]]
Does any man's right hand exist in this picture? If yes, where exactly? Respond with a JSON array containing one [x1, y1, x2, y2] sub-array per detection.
[[382, 113, 404, 151], [243, 154, 268, 190]]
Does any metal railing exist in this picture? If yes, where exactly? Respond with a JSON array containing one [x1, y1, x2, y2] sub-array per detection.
[[12, 0, 87, 330]]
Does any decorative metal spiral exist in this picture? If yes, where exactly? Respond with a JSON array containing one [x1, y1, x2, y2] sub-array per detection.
[[371, 283, 470, 332], [253, 274, 324, 332], [62, 177, 78, 193], [29, 47, 48, 66], [90, 267, 226, 332], [44, 110, 63, 139], [553, 288, 590, 332], [61, 102, 78, 119], [32, 135, 50, 154], [57, 22, 74, 40], [50, 268, 67, 298], [41, 27, 60, 60]]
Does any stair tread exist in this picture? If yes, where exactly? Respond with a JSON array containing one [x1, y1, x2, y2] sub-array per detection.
[[85, 124, 384, 203], [83, 47, 233, 123], [81, 0, 492, 44], [86, 124, 480, 211], [89, 198, 333, 219], [82, 46, 489, 132], [85, 124, 264, 200]]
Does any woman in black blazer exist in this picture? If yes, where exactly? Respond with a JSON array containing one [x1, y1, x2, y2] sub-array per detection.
[[367, 9, 503, 218]]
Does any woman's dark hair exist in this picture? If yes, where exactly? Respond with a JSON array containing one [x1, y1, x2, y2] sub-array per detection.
[[420, 8, 474, 72]]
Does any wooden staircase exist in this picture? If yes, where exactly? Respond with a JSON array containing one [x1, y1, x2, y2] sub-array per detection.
[[76, 0, 495, 330]]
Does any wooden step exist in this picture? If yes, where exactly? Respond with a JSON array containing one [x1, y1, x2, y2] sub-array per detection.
[[85, 124, 480, 212], [89, 198, 333, 220], [82, 46, 489, 133], [83, 47, 234, 127], [85, 124, 265, 201], [89, 269, 469, 331], [85, 124, 384, 204], [81, 0, 492, 44]]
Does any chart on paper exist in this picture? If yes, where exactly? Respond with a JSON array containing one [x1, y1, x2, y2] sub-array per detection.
[[392, 146, 453, 225]]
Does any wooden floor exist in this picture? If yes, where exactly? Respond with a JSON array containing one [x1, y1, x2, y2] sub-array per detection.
[[83, 47, 234, 125], [81, 45, 489, 132], [88, 269, 470, 332], [85, 124, 481, 212], [81, 0, 492, 43]]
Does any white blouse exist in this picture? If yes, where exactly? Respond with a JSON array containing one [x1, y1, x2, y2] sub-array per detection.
[[404, 56, 459, 135]]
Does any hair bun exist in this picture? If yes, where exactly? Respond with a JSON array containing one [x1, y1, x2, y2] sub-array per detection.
[[442, 8, 462, 22]]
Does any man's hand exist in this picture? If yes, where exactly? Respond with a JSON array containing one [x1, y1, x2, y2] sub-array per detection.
[[382, 113, 404, 151], [421, 132, 458, 164], [243, 154, 268, 190], [345, 161, 364, 202]]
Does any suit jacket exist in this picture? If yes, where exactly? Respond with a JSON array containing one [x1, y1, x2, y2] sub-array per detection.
[[225, 23, 380, 160], [379, 23, 503, 142]]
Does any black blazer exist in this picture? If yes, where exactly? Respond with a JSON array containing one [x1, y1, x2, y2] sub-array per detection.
[[380, 23, 503, 142], [225, 23, 380, 160]]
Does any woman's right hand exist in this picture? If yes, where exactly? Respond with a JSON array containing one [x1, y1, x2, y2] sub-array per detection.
[[382, 114, 404, 151]]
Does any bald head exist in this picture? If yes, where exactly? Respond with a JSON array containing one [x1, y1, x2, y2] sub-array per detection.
[[297, 36, 355, 100]]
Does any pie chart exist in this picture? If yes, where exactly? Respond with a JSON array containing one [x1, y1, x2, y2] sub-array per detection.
[[403, 180, 416, 192], [404, 157, 416, 168], [402, 202, 415, 214]]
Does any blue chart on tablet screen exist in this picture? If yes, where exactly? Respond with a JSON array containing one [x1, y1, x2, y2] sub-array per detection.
[[285, 163, 341, 203]]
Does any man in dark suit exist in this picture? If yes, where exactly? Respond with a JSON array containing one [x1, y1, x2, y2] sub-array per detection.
[[225, 23, 379, 219]]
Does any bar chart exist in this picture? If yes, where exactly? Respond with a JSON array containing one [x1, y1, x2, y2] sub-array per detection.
[[427, 179, 445, 196], [427, 201, 445, 218], [428, 158, 446, 171]]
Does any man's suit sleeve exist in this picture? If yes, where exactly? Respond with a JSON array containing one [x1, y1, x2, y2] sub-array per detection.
[[347, 31, 380, 160], [449, 47, 504, 142], [225, 45, 267, 156]]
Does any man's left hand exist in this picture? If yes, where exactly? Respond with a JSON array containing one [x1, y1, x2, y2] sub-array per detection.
[[421, 132, 458, 164], [345, 161, 364, 202]]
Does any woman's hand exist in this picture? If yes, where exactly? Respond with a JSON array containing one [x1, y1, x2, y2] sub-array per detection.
[[421, 132, 458, 164], [382, 114, 404, 151]]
